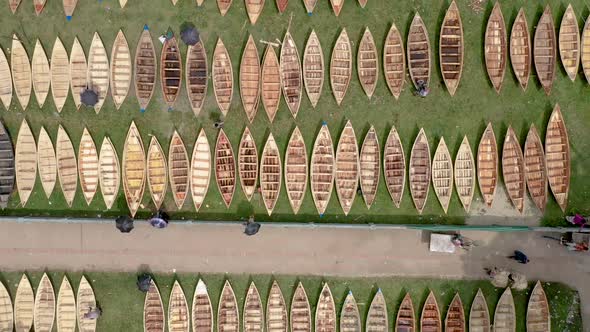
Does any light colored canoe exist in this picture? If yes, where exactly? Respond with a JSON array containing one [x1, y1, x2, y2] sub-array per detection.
[[63, 0, 78, 18], [280, 31, 302, 117], [358, 0, 366, 7], [245, 0, 264, 24], [445, 293, 464, 332], [454, 136, 475, 212], [0, 120, 14, 209], [110, 30, 131, 109], [360, 127, 379, 209], [217, 0, 232, 16], [87, 32, 110, 113], [11, 35, 32, 110], [0, 48, 12, 109], [303, 30, 324, 108], [335, 120, 359, 216], [171, 0, 178, 4], [396, 293, 415, 332], [432, 137, 453, 214], [240, 35, 261, 123], [144, 280, 164, 332], [261, 133, 281, 215], [384, 23, 405, 99], [191, 129, 211, 211], [366, 289, 387, 332], [329, 0, 343, 16], [215, 129, 236, 208], [9, 0, 21, 13], [238, 127, 258, 202], [0, 280, 13, 332], [527, 282, 550, 332], [34, 0, 46, 14], [261, 46, 281, 122], [169, 281, 189, 332], [440, 0, 463, 96], [186, 40, 208, 116], [56, 125, 77, 207], [16, 119, 37, 206], [78, 128, 99, 205], [485, 2, 507, 93], [218, 281, 239, 332], [147, 136, 167, 209], [98, 137, 120, 209], [169, 131, 190, 209], [192, 279, 213, 332], [135, 27, 157, 112], [267, 281, 287, 332], [534, 5, 557, 95], [51, 37, 70, 112], [70, 37, 87, 110], [275, 0, 287, 12], [340, 292, 360, 332], [161, 36, 182, 108], [502, 126, 525, 213], [510, 9, 531, 91], [493, 288, 515, 332], [470, 289, 490, 332], [421, 291, 441, 332], [57, 277, 76, 332], [545, 104, 569, 212], [303, 0, 316, 13], [212, 39, 233, 117], [37, 127, 56, 199], [384, 126, 405, 208], [407, 13, 431, 90], [32, 39, 51, 108], [582, 15, 590, 82], [244, 282, 263, 332], [524, 125, 547, 213], [330, 29, 352, 106], [119, 0, 127, 7], [285, 126, 307, 214], [358, 27, 379, 98], [315, 284, 336, 332], [122, 121, 146, 218], [410, 128, 430, 214], [478, 123, 498, 208], [290, 282, 311, 332], [311, 124, 335, 216], [34, 273, 55, 332], [559, 4, 579, 81], [15, 274, 34, 332]]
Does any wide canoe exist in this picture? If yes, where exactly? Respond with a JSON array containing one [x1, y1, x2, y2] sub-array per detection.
[[330, 29, 352, 105], [545, 104, 570, 212], [285, 126, 308, 214], [409, 128, 430, 214], [534, 5, 557, 95]]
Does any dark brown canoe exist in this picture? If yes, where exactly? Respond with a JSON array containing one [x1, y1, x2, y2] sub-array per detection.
[[215, 129, 236, 208], [395, 293, 415, 332], [186, 40, 208, 116], [421, 291, 441, 332], [439, 0, 463, 96], [502, 126, 526, 213], [160, 36, 182, 108], [510, 8, 531, 91], [0, 120, 14, 208], [445, 293, 464, 332], [534, 5, 556, 95], [407, 13, 431, 90], [485, 2, 507, 93]]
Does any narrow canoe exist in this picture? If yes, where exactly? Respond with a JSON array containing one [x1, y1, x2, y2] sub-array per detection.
[[87, 32, 109, 113], [9, 0, 20, 13], [410, 128, 430, 214], [384, 23, 405, 99], [545, 104, 569, 212], [329, 0, 343, 16], [527, 282, 550, 332], [280, 31, 302, 117], [315, 284, 336, 332], [34, 273, 55, 332], [510, 9, 531, 91], [261, 133, 282, 215], [524, 125, 547, 213], [0, 48, 12, 109], [15, 120, 37, 206], [311, 124, 335, 216], [191, 129, 211, 211], [534, 5, 557, 95], [432, 137, 453, 214], [340, 292, 360, 332], [120, 0, 127, 7], [78, 128, 99, 205], [15, 274, 34, 332], [70, 37, 87, 110], [358, 27, 379, 98], [51, 37, 70, 112], [161, 36, 182, 108], [212, 39, 233, 117], [440, 0, 463, 96], [454, 136, 475, 212], [484, 2, 507, 93], [335, 120, 359, 216], [0, 121, 14, 208], [360, 126, 379, 209], [240, 35, 261, 123], [384, 126, 405, 208], [407, 14, 431, 90], [110, 29, 132, 110], [218, 281, 239, 332], [303, 0, 316, 14], [261, 46, 281, 122], [267, 281, 287, 332], [494, 288, 515, 332], [502, 126, 526, 213], [217, 0, 232, 16], [330, 29, 352, 105], [32, 39, 50, 108], [147, 136, 167, 209], [245, 0, 264, 24], [244, 282, 263, 332], [122, 121, 146, 218], [34, 0, 46, 14], [477, 123, 498, 207], [215, 129, 236, 208], [192, 279, 213, 332], [582, 15, 590, 82], [186, 40, 208, 116], [366, 290, 387, 332], [169, 281, 189, 332], [275, 0, 287, 13], [238, 127, 258, 201], [57, 277, 76, 332], [98, 137, 120, 209], [57, 125, 77, 207], [169, 131, 190, 209], [11, 35, 32, 110], [396, 293, 415, 332], [559, 4, 580, 81], [63, 0, 78, 18], [469, 289, 490, 332], [135, 27, 157, 112], [144, 280, 164, 332], [421, 291, 441, 332], [0, 281, 13, 332], [37, 127, 56, 199], [290, 282, 311, 332], [303, 30, 324, 108], [445, 293, 464, 332], [285, 126, 307, 214]]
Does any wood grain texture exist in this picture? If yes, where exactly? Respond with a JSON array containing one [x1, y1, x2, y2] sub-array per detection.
[[37, 127, 56, 199], [56, 125, 77, 207], [15, 119, 37, 206], [191, 129, 211, 212], [78, 128, 99, 205], [87, 32, 109, 113], [51, 37, 70, 112], [310, 124, 334, 216], [99, 137, 120, 209]]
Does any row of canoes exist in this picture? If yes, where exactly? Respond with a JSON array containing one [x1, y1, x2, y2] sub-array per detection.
[[0, 274, 97, 332], [8, 0, 78, 18]]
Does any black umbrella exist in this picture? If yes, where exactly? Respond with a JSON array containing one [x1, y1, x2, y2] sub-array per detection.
[[115, 215, 134, 233], [80, 88, 99, 107], [137, 273, 153, 292], [244, 221, 260, 236], [180, 22, 200, 46]]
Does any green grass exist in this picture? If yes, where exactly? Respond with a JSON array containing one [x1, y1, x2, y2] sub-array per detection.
[[0, 0, 588, 226]]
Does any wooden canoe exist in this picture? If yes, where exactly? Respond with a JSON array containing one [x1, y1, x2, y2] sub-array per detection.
[[340, 292, 360, 332], [98, 137, 120, 209], [57, 277, 76, 332], [366, 289, 387, 332], [275, 0, 287, 12], [119, 0, 127, 7], [445, 293, 464, 332], [311, 124, 335, 216], [384, 23, 405, 99], [280, 31, 302, 117], [0, 280, 13, 332], [455, 136, 475, 212], [171, 0, 178, 4], [524, 125, 547, 212], [161, 36, 182, 108], [245, 0, 264, 24], [290, 282, 311, 332], [192, 279, 213, 332], [285, 126, 307, 214], [63, 0, 77, 18], [478, 123, 498, 208], [510, 9, 531, 91], [70, 37, 87, 110], [330, 29, 352, 105], [51, 37, 70, 113], [502, 126, 525, 213], [110, 29, 132, 110], [358, 0, 366, 8], [213, 39, 233, 117], [329, 0, 343, 16], [396, 293, 415, 332], [217, 0, 232, 16], [144, 280, 164, 332], [0, 120, 14, 209], [56, 125, 77, 207], [34, 273, 55, 332], [469, 289, 490, 332], [186, 40, 208, 116], [527, 282, 550, 332], [0, 48, 12, 109], [261, 133, 282, 215], [582, 15, 590, 82], [191, 129, 211, 212], [123, 121, 146, 218], [303, 0, 316, 13], [267, 281, 287, 332], [559, 4, 580, 81], [546, 104, 570, 212], [169, 131, 190, 209], [410, 128, 430, 214], [11, 35, 32, 110], [494, 288, 515, 332], [240, 35, 261, 123], [34, 0, 46, 15], [432, 137, 453, 214], [87, 32, 109, 113], [359, 126, 379, 209], [335, 120, 359, 216], [37, 127, 56, 199], [244, 282, 263, 332], [407, 13, 431, 90], [315, 284, 336, 332], [9, 0, 20, 13], [32, 39, 51, 108], [169, 281, 189, 332], [15, 120, 37, 206], [440, 0, 463, 96], [384, 126, 405, 208], [78, 128, 99, 205], [534, 5, 557, 95], [215, 129, 236, 208], [15, 274, 34, 332], [421, 291, 441, 332], [238, 127, 258, 201], [303, 30, 324, 108], [484, 2, 507, 93], [218, 281, 239, 332], [135, 27, 157, 112], [261, 46, 281, 122], [358, 27, 379, 98], [147, 136, 167, 209]]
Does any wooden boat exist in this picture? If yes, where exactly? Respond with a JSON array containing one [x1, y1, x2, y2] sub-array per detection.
[[366, 289, 387, 332], [358, 0, 366, 8], [238, 127, 258, 201], [11, 35, 32, 110], [359, 126, 379, 209], [546, 104, 569, 212], [87, 32, 109, 113], [0, 281, 12, 331], [147, 136, 167, 209], [186, 40, 208, 116], [494, 288, 515, 332], [51, 37, 70, 113], [98, 137, 120, 209], [215, 129, 236, 208], [261, 133, 282, 215], [34, 0, 46, 15], [9, 0, 21, 13], [122, 121, 146, 218], [245, 0, 264, 24], [358, 27, 378, 98], [510, 9, 531, 91], [192, 279, 213, 332], [276, 0, 287, 12], [410, 128, 430, 214], [432, 137, 453, 214], [32, 39, 50, 108], [161, 36, 182, 108], [527, 282, 550, 332], [311, 124, 335, 216], [524, 125, 547, 212], [330, 29, 352, 105], [57, 277, 76, 332], [559, 4, 579, 81], [407, 13, 431, 90], [244, 282, 263, 332], [290, 282, 311, 332], [119, 0, 127, 7], [502, 126, 525, 213], [63, 0, 78, 18], [478, 123, 498, 207], [191, 129, 211, 211], [0, 48, 12, 109], [168, 281, 189, 332], [267, 281, 287, 332], [169, 131, 190, 209], [217, 0, 232, 16], [303, 30, 324, 108], [213, 39, 233, 116], [534, 5, 557, 95], [285, 127, 307, 214], [421, 291, 441, 332], [329, 0, 343, 16], [16, 120, 37, 206], [135, 27, 157, 112], [303, 0, 316, 13], [261, 46, 281, 122], [315, 284, 336, 332], [110, 29, 131, 110], [218, 281, 239, 332], [384, 126, 405, 208], [469, 289, 490, 332], [56, 125, 77, 207], [15, 274, 34, 332], [0, 120, 14, 209], [78, 128, 99, 205], [240, 35, 261, 123], [280, 31, 302, 117], [454, 136, 475, 212], [396, 293, 415, 332], [582, 15, 590, 82], [335, 120, 359, 216], [37, 127, 56, 199], [340, 292, 360, 332], [70, 37, 87, 110], [144, 280, 164, 332], [440, 0, 463, 96], [484, 2, 507, 93], [171, 0, 178, 4], [34, 273, 55, 332], [384, 23, 405, 99], [445, 293, 464, 332]]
